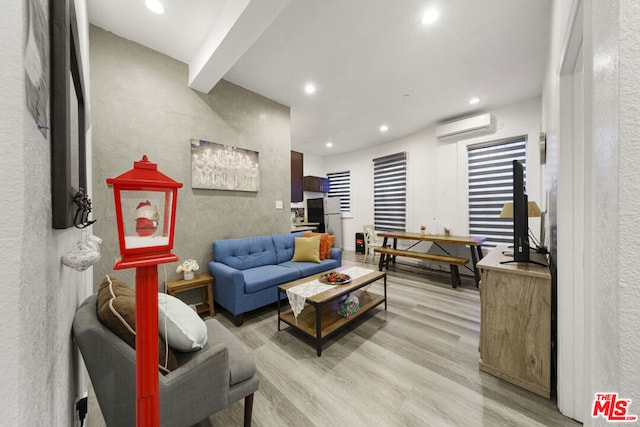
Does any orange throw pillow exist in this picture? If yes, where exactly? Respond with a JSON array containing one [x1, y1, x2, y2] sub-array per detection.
[[304, 232, 327, 260], [303, 232, 335, 260], [325, 235, 335, 259]]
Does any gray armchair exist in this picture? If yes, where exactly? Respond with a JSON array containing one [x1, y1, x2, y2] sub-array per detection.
[[73, 294, 259, 427]]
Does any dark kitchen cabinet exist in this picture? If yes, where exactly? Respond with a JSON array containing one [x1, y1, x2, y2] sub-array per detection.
[[303, 176, 330, 193], [291, 151, 303, 202]]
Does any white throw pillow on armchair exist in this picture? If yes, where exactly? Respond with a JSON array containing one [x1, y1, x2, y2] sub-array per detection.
[[158, 293, 208, 351]]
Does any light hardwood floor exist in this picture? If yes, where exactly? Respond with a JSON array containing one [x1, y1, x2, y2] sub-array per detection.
[[89, 251, 579, 427]]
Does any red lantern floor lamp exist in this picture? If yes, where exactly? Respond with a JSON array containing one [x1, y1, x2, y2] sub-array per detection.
[[107, 155, 183, 426]]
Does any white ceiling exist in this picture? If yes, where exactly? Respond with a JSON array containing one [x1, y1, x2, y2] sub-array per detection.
[[87, 0, 552, 157]]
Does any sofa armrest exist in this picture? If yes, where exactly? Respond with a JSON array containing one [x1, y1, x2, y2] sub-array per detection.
[[208, 261, 246, 314], [161, 341, 229, 390], [159, 342, 230, 424], [330, 247, 343, 267]]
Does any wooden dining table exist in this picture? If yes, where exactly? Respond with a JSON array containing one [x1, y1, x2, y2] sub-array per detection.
[[376, 231, 486, 286]]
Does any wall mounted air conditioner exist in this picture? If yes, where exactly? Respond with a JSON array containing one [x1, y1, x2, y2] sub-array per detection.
[[435, 113, 493, 139]]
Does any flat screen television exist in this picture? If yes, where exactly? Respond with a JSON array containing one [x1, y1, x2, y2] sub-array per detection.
[[512, 160, 530, 262]]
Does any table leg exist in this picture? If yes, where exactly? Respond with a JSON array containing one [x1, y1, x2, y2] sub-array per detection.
[[200, 287, 206, 306], [450, 265, 460, 288], [392, 238, 398, 265], [378, 237, 388, 271], [315, 303, 322, 357], [383, 274, 387, 310], [206, 283, 215, 317], [277, 289, 282, 331], [470, 246, 481, 287]]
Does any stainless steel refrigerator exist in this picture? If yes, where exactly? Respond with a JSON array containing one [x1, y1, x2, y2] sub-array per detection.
[[307, 197, 343, 248]]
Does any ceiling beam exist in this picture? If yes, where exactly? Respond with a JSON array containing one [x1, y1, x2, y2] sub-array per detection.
[[188, 0, 290, 94]]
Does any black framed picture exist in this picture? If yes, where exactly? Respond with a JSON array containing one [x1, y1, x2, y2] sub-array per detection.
[[50, 0, 88, 229]]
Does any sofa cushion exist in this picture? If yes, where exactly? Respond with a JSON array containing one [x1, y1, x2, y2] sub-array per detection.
[[292, 235, 321, 263], [213, 235, 276, 270], [272, 232, 302, 264], [243, 264, 301, 294], [158, 293, 208, 352], [96, 275, 177, 373], [280, 258, 340, 276]]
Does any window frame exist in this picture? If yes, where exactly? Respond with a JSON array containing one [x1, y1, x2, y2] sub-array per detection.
[[327, 170, 351, 214], [373, 152, 407, 232], [467, 136, 528, 248]]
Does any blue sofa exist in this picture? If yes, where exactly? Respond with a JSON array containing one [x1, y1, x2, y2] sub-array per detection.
[[208, 232, 342, 325]]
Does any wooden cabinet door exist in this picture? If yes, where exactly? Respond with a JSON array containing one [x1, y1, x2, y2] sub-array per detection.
[[303, 176, 329, 192], [479, 268, 551, 398], [291, 151, 303, 202]]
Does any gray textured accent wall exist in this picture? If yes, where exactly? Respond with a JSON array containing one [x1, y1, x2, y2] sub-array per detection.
[[90, 26, 291, 287]]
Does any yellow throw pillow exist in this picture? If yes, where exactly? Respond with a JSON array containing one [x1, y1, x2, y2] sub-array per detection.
[[303, 232, 329, 260], [292, 235, 321, 263]]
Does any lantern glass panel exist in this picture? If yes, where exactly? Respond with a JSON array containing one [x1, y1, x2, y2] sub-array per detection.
[[120, 189, 174, 250]]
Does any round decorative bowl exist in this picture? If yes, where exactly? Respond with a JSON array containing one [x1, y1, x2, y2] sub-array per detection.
[[319, 271, 351, 285]]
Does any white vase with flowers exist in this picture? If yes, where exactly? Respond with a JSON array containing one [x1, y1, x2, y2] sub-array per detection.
[[176, 259, 199, 281]]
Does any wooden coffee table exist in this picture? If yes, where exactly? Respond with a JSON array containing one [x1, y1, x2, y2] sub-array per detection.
[[277, 267, 386, 356]]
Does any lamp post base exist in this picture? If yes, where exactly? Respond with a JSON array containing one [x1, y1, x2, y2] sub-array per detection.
[[136, 265, 160, 427]]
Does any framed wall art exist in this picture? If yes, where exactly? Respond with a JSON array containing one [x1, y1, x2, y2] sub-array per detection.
[[191, 139, 260, 192], [25, 0, 49, 136], [51, 0, 89, 229]]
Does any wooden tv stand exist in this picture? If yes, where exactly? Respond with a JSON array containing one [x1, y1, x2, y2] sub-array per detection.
[[477, 246, 551, 398]]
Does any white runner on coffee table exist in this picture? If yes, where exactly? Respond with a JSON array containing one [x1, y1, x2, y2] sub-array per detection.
[[286, 266, 374, 319]]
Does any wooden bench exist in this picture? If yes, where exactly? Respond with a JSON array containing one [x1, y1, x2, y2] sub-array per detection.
[[374, 247, 469, 288]]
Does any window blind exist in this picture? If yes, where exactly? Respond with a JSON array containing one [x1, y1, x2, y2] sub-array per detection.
[[467, 137, 527, 248], [373, 152, 407, 231], [327, 171, 351, 213]]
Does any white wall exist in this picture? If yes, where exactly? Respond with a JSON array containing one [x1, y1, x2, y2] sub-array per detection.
[[543, 0, 585, 419], [320, 97, 542, 258], [542, 0, 640, 422], [0, 0, 92, 425], [587, 0, 640, 418], [303, 153, 325, 177], [615, 0, 640, 403]]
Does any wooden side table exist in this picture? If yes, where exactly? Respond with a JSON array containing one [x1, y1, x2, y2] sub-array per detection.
[[165, 273, 215, 317]]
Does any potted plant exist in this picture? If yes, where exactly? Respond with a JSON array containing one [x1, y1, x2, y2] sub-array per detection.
[[176, 259, 199, 280]]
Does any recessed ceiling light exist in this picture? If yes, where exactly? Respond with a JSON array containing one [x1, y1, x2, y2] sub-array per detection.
[[421, 8, 439, 25], [469, 97, 480, 104], [380, 125, 389, 132], [304, 83, 316, 94], [326, 142, 333, 148], [145, 0, 165, 14]]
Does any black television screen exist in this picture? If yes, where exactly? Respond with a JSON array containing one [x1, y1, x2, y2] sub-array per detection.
[[512, 160, 530, 262]]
